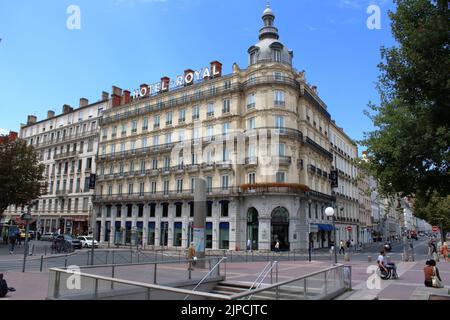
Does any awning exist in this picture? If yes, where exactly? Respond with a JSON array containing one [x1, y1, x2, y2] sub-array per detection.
[[317, 224, 335, 231]]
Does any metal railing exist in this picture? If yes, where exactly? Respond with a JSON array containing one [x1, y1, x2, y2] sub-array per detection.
[[247, 261, 278, 300], [184, 257, 227, 300]]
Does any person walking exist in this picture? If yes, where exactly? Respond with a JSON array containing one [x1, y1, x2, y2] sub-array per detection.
[[429, 238, 437, 257], [424, 259, 443, 288], [274, 240, 280, 253], [351, 239, 356, 252], [339, 240, 345, 255], [8, 232, 16, 254], [187, 242, 196, 271], [247, 239, 252, 252], [440, 242, 449, 262]]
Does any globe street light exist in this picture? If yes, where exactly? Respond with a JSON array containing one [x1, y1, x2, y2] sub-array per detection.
[[325, 207, 338, 264]]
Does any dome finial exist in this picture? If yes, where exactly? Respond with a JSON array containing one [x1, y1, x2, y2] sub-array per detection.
[[266, 1, 270, 8]]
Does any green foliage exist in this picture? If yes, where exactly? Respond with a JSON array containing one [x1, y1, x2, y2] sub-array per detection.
[[360, 0, 450, 203], [0, 136, 46, 217], [414, 192, 450, 238]]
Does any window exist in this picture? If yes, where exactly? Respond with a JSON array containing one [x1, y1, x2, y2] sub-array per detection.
[[118, 184, 123, 196], [276, 172, 285, 183], [102, 128, 108, 140], [175, 203, 182, 218], [140, 160, 146, 174], [190, 178, 195, 193], [164, 157, 170, 170], [165, 133, 172, 144], [278, 143, 285, 156], [110, 144, 115, 154], [247, 94, 255, 109], [178, 129, 185, 142], [273, 49, 281, 62], [101, 145, 106, 156], [248, 172, 256, 184], [129, 161, 135, 172], [141, 137, 147, 148], [108, 185, 113, 196], [207, 103, 214, 117], [275, 116, 285, 128], [207, 201, 212, 217], [131, 120, 137, 133], [206, 126, 214, 139], [274, 72, 283, 81], [206, 150, 213, 163], [176, 179, 183, 193], [82, 198, 88, 211], [221, 201, 229, 217], [139, 183, 145, 196], [163, 180, 169, 195], [150, 181, 157, 194], [222, 122, 230, 135], [142, 118, 148, 131], [206, 176, 213, 192], [179, 109, 186, 123], [247, 117, 256, 130], [121, 123, 127, 136], [192, 106, 200, 120], [192, 127, 200, 141], [166, 112, 173, 125], [153, 135, 159, 146], [250, 52, 257, 65], [248, 144, 256, 157], [221, 175, 229, 190], [224, 80, 231, 90], [128, 183, 134, 195], [152, 158, 158, 170], [274, 90, 285, 106], [222, 99, 230, 114], [154, 115, 160, 128]]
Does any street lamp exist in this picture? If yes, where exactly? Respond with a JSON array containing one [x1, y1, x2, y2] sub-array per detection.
[[325, 207, 338, 264]]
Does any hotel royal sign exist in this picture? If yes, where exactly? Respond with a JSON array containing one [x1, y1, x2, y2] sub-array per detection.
[[132, 61, 223, 99]]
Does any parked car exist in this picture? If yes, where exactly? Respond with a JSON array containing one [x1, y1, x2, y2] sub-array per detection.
[[41, 233, 57, 241], [55, 234, 82, 249], [77, 236, 99, 248]]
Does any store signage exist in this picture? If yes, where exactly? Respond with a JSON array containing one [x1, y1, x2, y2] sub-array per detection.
[[132, 61, 223, 99]]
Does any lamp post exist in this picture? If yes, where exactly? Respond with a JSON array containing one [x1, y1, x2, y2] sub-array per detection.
[[21, 204, 33, 272], [325, 207, 338, 264]]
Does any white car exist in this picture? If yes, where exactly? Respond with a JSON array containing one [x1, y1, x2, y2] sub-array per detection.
[[77, 236, 99, 248]]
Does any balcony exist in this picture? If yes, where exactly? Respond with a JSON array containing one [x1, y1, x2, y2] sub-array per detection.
[[274, 100, 286, 107], [216, 161, 232, 171], [186, 164, 200, 173], [54, 151, 78, 160], [146, 169, 159, 177], [55, 190, 68, 197], [305, 137, 333, 160], [159, 168, 171, 176], [273, 156, 292, 166], [172, 165, 185, 174], [247, 103, 255, 110], [178, 118, 185, 123], [207, 112, 215, 118], [244, 157, 258, 167], [201, 163, 215, 172]]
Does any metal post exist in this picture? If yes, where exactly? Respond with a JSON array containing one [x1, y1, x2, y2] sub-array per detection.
[[94, 278, 99, 299], [111, 266, 115, 290], [333, 217, 338, 264], [40, 255, 44, 272], [87, 251, 90, 265], [112, 251, 115, 265], [276, 262, 278, 283], [64, 255, 68, 268], [304, 278, 307, 299], [153, 264, 157, 284], [146, 288, 151, 300], [308, 233, 312, 262], [22, 217, 30, 273], [90, 206, 95, 266], [106, 251, 109, 265], [324, 271, 328, 295], [270, 266, 273, 284]]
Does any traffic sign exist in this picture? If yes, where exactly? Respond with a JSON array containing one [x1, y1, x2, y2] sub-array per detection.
[[432, 226, 439, 232], [347, 226, 352, 232]]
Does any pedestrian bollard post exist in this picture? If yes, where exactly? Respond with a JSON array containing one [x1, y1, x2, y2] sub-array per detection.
[[368, 255, 372, 262], [40, 255, 44, 272]]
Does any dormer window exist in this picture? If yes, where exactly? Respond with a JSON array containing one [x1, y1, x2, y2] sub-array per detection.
[[250, 52, 257, 65], [273, 49, 281, 62]]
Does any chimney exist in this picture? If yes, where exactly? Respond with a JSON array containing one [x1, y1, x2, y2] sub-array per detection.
[[79, 98, 89, 108], [139, 84, 149, 98], [111, 86, 122, 108], [102, 91, 109, 101], [210, 61, 223, 78], [62, 104, 73, 114], [160, 77, 170, 93], [47, 110, 55, 119], [122, 90, 131, 105], [27, 115, 37, 125], [112, 86, 123, 97], [184, 69, 194, 86]]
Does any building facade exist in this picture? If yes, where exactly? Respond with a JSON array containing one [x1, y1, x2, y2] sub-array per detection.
[[328, 122, 359, 244], [94, 5, 338, 252], [3, 95, 111, 235]]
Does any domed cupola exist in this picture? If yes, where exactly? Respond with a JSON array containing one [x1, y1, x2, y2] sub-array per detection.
[[248, 2, 294, 67]]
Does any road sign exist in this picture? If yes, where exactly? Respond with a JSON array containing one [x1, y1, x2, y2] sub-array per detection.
[[347, 226, 352, 232], [432, 226, 439, 232]]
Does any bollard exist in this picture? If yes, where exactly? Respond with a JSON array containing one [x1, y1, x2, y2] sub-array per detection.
[[344, 253, 350, 262], [87, 251, 90, 265], [64, 255, 68, 268], [368, 255, 372, 263], [40, 255, 44, 272]]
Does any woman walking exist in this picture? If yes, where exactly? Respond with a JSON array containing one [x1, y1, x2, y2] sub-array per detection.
[[441, 242, 449, 262]]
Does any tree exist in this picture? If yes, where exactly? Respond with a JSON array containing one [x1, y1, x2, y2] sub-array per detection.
[[414, 192, 450, 241], [360, 1, 450, 207], [0, 135, 46, 219]]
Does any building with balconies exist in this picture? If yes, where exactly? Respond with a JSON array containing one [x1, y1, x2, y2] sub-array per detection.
[[3, 95, 111, 235], [93, 4, 338, 252]]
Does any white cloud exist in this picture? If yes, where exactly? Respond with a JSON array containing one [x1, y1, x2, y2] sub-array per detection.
[[338, 0, 389, 9], [0, 128, 9, 135], [115, 0, 167, 5]]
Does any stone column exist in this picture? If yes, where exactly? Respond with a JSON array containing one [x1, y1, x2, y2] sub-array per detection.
[[228, 201, 238, 251], [121, 205, 127, 245], [168, 203, 174, 248], [155, 203, 162, 248], [194, 178, 207, 268], [100, 206, 106, 243], [109, 205, 117, 245], [182, 202, 190, 248], [212, 201, 220, 250], [131, 204, 138, 245], [258, 217, 271, 252], [142, 204, 149, 249]]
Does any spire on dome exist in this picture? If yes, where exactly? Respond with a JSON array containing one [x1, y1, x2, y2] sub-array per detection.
[[259, 2, 278, 40]]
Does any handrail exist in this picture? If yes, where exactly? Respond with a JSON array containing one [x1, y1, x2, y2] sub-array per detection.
[[248, 262, 272, 291], [230, 264, 345, 300], [48, 267, 230, 300], [184, 257, 227, 300], [247, 261, 278, 300]]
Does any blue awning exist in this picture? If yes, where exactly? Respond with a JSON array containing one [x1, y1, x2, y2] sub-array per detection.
[[317, 224, 334, 231]]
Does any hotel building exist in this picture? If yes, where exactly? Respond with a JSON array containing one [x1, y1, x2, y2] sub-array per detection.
[[94, 5, 341, 252]]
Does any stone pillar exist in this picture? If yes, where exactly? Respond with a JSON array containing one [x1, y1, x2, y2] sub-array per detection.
[[258, 217, 271, 252], [168, 203, 174, 248], [182, 203, 190, 248], [121, 205, 127, 245], [212, 201, 220, 250], [142, 204, 149, 248], [100, 206, 106, 243], [194, 178, 207, 268], [109, 205, 117, 245], [131, 205, 138, 245], [228, 200, 238, 251], [155, 203, 162, 248]]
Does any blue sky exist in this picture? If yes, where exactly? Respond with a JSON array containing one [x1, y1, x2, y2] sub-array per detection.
[[0, 0, 397, 148]]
